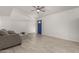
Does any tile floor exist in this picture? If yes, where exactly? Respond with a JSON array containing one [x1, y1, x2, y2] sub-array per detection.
[[0, 34, 79, 53]]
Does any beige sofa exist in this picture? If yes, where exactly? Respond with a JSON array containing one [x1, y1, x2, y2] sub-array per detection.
[[0, 30, 21, 50]]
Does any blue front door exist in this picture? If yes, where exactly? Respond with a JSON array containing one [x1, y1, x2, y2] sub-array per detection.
[[37, 20, 42, 34]]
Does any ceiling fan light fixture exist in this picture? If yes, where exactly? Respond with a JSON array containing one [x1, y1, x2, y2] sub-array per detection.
[[32, 6, 45, 14], [37, 10, 40, 12]]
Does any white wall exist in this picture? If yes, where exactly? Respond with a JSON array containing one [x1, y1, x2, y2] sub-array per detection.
[[43, 8, 79, 42], [0, 16, 36, 33], [6, 8, 36, 33], [0, 8, 36, 34]]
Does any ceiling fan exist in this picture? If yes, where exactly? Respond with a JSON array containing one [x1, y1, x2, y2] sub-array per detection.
[[32, 6, 45, 14]]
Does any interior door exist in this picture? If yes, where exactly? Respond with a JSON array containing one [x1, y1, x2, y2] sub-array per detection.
[[37, 20, 42, 34]]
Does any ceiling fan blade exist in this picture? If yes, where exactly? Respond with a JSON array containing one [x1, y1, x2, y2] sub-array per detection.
[[37, 6, 40, 8], [33, 6, 37, 8], [40, 6, 45, 9], [40, 9, 45, 12]]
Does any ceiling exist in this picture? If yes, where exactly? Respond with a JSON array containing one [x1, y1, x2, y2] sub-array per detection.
[[0, 6, 78, 17]]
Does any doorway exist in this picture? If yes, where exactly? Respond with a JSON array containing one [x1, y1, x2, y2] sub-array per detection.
[[37, 20, 42, 34]]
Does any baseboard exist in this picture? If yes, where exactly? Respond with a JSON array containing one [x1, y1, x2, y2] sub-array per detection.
[[42, 34, 79, 43]]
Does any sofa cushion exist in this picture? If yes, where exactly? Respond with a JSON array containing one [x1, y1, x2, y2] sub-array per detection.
[[0, 30, 8, 36], [8, 31, 16, 34]]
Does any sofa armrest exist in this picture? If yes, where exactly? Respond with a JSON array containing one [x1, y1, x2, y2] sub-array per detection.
[[0, 34, 21, 49]]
